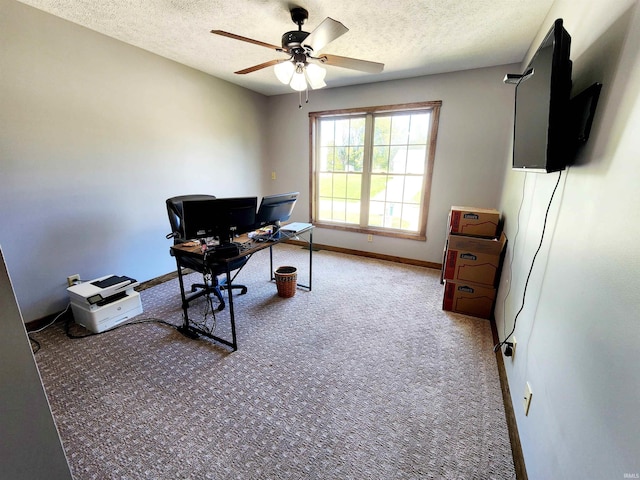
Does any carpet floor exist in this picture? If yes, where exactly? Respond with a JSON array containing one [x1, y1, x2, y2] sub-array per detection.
[[33, 244, 516, 479]]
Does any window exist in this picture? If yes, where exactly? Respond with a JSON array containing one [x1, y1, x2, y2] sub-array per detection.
[[310, 102, 441, 240]]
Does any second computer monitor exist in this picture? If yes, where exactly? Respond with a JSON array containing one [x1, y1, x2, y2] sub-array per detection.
[[182, 196, 257, 242], [255, 192, 299, 228]]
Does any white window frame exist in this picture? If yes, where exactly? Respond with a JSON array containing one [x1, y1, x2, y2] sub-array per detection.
[[309, 101, 441, 240]]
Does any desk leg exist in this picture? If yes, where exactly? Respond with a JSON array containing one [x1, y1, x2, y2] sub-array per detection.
[[225, 264, 238, 351], [175, 261, 200, 340], [269, 245, 274, 281], [294, 230, 313, 291], [267, 230, 313, 290], [172, 257, 238, 349], [308, 230, 313, 291], [176, 261, 189, 327]]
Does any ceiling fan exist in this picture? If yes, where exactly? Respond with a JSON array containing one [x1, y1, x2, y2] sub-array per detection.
[[211, 7, 384, 92]]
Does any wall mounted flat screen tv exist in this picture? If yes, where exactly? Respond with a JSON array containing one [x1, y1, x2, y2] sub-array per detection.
[[512, 19, 573, 172]]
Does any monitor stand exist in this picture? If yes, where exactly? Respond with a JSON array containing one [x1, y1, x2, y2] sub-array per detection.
[[270, 222, 283, 240]]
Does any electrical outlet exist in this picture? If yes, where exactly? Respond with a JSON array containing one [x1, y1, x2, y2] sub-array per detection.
[[523, 382, 533, 416], [504, 336, 517, 358], [67, 274, 80, 287], [271, 171, 276, 180], [367, 234, 373, 242]]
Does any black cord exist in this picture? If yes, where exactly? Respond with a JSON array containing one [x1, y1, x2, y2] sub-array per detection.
[[64, 315, 179, 339], [494, 170, 563, 352], [28, 287, 180, 347]]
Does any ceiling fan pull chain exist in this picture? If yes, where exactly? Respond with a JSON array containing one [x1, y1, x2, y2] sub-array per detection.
[[298, 91, 302, 109]]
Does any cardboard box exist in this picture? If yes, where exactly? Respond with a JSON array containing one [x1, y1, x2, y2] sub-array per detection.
[[449, 206, 500, 238], [442, 280, 497, 319], [443, 232, 507, 287]]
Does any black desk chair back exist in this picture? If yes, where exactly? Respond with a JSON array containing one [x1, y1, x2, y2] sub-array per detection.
[[166, 195, 248, 312]]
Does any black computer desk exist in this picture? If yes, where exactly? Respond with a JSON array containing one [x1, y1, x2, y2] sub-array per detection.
[[170, 225, 313, 351]]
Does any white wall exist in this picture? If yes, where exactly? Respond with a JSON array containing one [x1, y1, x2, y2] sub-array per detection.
[[495, 0, 640, 478], [265, 66, 515, 264], [0, 0, 268, 321]]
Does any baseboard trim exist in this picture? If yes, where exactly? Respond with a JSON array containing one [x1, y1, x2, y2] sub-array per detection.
[[137, 271, 180, 291], [285, 239, 442, 270], [25, 307, 73, 333], [490, 318, 528, 480]]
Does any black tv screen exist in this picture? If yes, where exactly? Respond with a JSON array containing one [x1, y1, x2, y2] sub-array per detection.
[[512, 19, 572, 172]]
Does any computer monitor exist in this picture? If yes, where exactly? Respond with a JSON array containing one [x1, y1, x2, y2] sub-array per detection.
[[255, 192, 299, 229], [182, 196, 257, 243]]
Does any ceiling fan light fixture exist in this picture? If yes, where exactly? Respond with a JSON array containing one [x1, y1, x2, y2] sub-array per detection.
[[305, 63, 327, 89], [290, 69, 308, 91], [274, 60, 295, 84], [213, 7, 385, 102]]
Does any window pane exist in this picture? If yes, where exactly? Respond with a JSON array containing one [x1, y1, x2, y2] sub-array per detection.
[[403, 175, 423, 203], [332, 198, 346, 222], [349, 117, 366, 145], [347, 146, 364, 172], [384, 176, 404, 203], [370, 174, 387, 199], [373, 116, 391, 145], [334, 119, 350, 146], [318, 196, 333, 220], [346, 199, 360, 223], [368, 200, 385, 227], [406, 146, 426, 174], [390, 146, 407, 174], [334, 146, 349, 171], [346, 173, 362, 199], [390, 115, 411, 144], [402, 203, 421, 231], [320, 120, 335, 146], [372, 146, 390, 173], [319, 147, 334, 171], [319, 173, 334, 197], [333, 173, 347, 198], [385, 202, 404, 228], [409, 113, 430, 144]]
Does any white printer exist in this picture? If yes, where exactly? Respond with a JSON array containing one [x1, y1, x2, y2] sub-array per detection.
[[67, 275, 143, 333]]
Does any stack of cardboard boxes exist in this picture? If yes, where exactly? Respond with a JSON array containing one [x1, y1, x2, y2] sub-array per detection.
[[441, 206, 506, 319]]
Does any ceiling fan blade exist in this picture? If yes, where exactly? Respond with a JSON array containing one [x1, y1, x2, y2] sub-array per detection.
[[319, 54, 384, 73], [211, 30, 281, 51], [235, 59, 284, 75], [303, 17, 348, 53]]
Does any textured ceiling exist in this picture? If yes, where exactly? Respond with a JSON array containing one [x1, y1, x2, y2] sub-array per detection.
[[17, 0, 555, 96]]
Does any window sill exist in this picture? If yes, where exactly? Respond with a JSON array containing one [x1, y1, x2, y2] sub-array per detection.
[[313, 221, 426, 241]]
